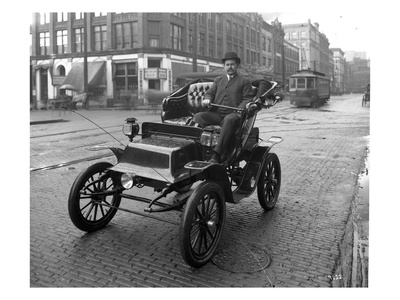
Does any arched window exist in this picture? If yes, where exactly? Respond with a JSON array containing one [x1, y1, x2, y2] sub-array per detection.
[[57, 65, 66, 76]]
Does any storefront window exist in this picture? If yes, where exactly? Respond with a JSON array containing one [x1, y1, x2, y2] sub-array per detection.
[[148, 79, 160, 90], [114, 62, 138, 101]]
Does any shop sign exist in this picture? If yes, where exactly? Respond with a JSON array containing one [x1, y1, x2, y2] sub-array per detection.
[[53, 75, 66, 85], [144, 68, 167, 80]]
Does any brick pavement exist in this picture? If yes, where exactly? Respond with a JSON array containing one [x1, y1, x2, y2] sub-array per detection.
[[29, 98, 369, 287]]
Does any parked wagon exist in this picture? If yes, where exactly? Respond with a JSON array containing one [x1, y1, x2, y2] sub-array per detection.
[[362, 84, 370, 106]]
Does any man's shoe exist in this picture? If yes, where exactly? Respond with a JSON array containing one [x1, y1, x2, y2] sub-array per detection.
[[209, 152, 221, 163]]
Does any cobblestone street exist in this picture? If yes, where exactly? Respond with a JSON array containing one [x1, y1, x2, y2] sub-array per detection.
[[27, 95, 371, 289]]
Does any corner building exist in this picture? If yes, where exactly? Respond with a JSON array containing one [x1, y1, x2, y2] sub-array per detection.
[[30, 12, 280, 108]]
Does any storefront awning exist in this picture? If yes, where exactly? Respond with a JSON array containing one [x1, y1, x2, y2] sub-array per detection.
[[33, 63, 52, 70], [61, 61, 106, 92]]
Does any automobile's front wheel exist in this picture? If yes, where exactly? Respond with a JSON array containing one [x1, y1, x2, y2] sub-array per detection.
[[68, 162, 121, 232], [179, 181, 226, 268]]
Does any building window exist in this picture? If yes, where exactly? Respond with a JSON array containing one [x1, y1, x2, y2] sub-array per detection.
[[300, 31, 306, 38], [94, 25, 107, 51], [115, 22, 138, 49], [199, 13, 206, 26], [114, 62, 138, 100], [148, 58, 161, 68], [56, 30, 68, 54], [148, 21, 160, 48], [39, 32, 50, 55], [267, 38, 271, 52], [292, 32, 298, 39], [57, 13, 67, 22], [75, 12, 84, 20], [262, 36, 267, 51], [237, 25, 243, 40], [216, 14, 222, 31], [170, 24, 182, 50], [199, 32, 205, 55], [39, 13, 50, 25], [217, 37, 222, 58], [251, 29, 256, 44], [148, 79, 160, 90], [226, 20, 231, 35], [232, 22, 238, 37], [94, 12, 107, 17], [208, 35, 214, 57], [207, 13, 213, 28], [74, 28, 84, 52]]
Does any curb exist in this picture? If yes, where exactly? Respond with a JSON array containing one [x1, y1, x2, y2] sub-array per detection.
[[30, 119, 66, 125]]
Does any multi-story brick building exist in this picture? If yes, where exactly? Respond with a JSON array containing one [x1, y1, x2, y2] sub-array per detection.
[[283, 19, 332, 80], [283, 40, 300, 90], [331, 48, 346, 94], [30, 12, 287, 108], [347, 57, 370, 93]]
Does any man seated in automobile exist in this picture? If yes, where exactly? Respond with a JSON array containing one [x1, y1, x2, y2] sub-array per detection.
[[192, 51, 254, 163]]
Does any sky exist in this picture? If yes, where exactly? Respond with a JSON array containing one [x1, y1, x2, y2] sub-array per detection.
[[262, 11, 371, 58]]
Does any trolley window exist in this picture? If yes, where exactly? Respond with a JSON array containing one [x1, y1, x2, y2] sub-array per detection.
[[297, 78, 306, 89], [307, 78, 315, 89], [289, 78, 296, 91]]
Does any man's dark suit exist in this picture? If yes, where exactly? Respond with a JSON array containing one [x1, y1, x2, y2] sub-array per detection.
[[193, 74, 253, 156]]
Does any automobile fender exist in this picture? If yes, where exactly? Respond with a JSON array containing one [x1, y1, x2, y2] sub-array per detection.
[[86, 145, 125, 162], [184, 161, 233, 203], [233, 137, 283, 199]]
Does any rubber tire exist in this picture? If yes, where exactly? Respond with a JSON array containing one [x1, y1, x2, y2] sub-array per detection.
[[68, 162, 121, 232], [179, 181, 226, 268], [257, 153, 281, 211]]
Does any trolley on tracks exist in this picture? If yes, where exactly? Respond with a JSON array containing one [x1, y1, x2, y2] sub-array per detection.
[[289, 69, 330, 107]]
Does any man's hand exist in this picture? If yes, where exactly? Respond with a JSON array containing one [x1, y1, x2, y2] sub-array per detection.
[[202, 99, 211, 108]]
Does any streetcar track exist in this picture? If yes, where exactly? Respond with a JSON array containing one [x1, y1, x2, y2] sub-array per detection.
[[30, 153, 114, 172], [30, 125, 121, 139]]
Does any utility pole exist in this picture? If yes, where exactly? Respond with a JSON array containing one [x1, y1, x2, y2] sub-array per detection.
[[83, 12, 89, 109], [192, 14, 198, 72], [83, 13, 88, 94], [282, 43, 285, 89]]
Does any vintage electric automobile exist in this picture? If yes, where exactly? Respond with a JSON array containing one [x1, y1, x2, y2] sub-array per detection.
[[68, 76, 283, 268]]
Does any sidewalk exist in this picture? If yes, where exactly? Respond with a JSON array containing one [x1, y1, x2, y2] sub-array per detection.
[[30, 106, 162, 125]]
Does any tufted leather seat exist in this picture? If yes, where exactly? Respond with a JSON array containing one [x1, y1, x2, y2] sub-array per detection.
[[187, 82, 213, 113], [163, 81, 214, 125]]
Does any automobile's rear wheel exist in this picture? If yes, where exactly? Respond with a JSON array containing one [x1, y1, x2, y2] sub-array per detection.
[[257, 153, 281, 211], [179, 181, 226, 268]]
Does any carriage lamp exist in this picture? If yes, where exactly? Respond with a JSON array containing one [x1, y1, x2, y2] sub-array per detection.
[[121, 173, 135, 189], [200, 131, 219, 147], [123, 118, 140, 142]]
